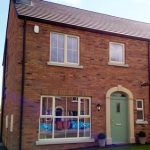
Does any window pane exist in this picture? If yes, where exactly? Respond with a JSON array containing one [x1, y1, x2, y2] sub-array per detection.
[[73, 51, 78, 63], [42, 97, 53, 115], [39, 118, 53, 139], [137, 101, 143, 109], [79, 118, 90, 137], [137, 110, 144, 120], [54, 118, 78, 138], [110, 43, 124, 63], [72, 38, 78, 50], [58, 35, 64, 49], [67, 36, 78, 64], [55, 97, 66, 116], [58, 48, 64, 63], [67, 50, 73, 63], [67, 37, 72, 49], [51, 33, 64, 63], [80, 98, 90, 115], [51, 33, 57, 48], [67, 97, 78, 116], [51, 47, 57, 62]]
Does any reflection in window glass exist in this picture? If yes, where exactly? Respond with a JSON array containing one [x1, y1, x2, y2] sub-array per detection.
[[39, 96, 91, 140], [79, 118, 90, 137], [39, 118, 53, 139], [51, 33, 64, 63], [137, 111, 144, 120], [110, 43, 124, 63], [80, 98, 89, 115], [67, 36, 78, 63], [42, 97, 52, 115]]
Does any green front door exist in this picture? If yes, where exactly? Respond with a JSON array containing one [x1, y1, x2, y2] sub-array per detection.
[[111, 92, 128, 144]]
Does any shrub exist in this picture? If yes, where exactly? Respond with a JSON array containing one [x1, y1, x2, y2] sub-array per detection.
[[98, 133, 106, 139], [138, 131, 146, 137]]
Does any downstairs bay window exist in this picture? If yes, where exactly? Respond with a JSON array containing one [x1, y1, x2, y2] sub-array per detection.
[[37, 96, 93, 145]]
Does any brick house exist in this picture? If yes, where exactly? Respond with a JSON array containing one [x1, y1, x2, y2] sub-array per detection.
[[1, 0, 150, 150]]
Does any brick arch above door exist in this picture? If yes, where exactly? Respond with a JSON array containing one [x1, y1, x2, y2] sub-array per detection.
[[106, 85, 135, 145]]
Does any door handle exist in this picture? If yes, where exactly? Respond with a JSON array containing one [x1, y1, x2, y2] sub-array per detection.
[[116, 123, 122, 126]]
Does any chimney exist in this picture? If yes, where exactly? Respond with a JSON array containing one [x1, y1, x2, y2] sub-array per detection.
[[15, 0, 32, 5]]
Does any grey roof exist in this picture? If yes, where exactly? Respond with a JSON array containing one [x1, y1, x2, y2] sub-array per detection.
[[15, 0, 150, 40]]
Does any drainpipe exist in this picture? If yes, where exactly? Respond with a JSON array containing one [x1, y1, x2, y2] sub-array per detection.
[[19, 18, 26, 150], [0, 39, 7, 141], [148, 42, 150, 115]]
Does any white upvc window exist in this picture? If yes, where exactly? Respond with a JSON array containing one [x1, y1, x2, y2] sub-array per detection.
[[50, 32, 79, 65], [109, 42, 125, 64], [38, 96, 91, 142], [136, 99, 144, 121]]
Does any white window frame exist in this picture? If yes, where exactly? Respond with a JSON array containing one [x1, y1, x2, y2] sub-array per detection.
[[136, 99, 144, 122], [38, 96, 92, 144], [50, 32, 80, 66], [109, 42, 125, 64]]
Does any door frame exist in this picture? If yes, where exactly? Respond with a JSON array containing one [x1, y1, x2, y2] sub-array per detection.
[[106, 85, 135, 145]]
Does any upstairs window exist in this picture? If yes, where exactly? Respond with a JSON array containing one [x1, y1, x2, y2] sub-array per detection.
[[109, 42, 125, 64], [50, 32, 79, 65]]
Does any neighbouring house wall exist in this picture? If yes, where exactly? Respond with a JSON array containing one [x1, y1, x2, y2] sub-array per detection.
[[21, 20, 150, 150], [2, 0, 24, 150]]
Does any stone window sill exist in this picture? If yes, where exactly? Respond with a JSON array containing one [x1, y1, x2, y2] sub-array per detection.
[[47, 62, 83, 69], [36, 138, 95, 145], [108, 62, 129, 67], [136, 120, 148, 125]]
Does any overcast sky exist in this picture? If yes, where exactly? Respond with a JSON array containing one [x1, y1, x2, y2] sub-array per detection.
[[0, 0, 150, 104]]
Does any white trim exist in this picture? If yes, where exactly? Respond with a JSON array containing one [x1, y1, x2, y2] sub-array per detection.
[[136, 99, 144, 122], [136, 120, 148, 125], [47, 62, 83, 69], [36, 138, 95, 145], [106, 85, 135, 145], [109, 42, 125, 64], [108, 62, 129, 67]]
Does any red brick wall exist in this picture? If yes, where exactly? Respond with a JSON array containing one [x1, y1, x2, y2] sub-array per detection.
[[20, 20, 150, 150], [3, 1, 150, 150], [2, 0, 23, 150]]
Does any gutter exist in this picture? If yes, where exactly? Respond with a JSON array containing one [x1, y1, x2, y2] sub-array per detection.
[[19, 18, 26, 150], [18, 15, 150, 42]]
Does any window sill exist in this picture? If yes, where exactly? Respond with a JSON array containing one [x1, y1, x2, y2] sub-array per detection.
[[136, 120, 148, 125], [36, 138, 95, 145], [108, 62, 129, 67], [47, 62, 83, 69]]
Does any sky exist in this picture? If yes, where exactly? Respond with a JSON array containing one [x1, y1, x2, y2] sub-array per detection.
[[1, 0, 150, 104]]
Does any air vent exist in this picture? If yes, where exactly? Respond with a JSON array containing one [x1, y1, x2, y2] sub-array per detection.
[[15, 0, 31, 5]]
